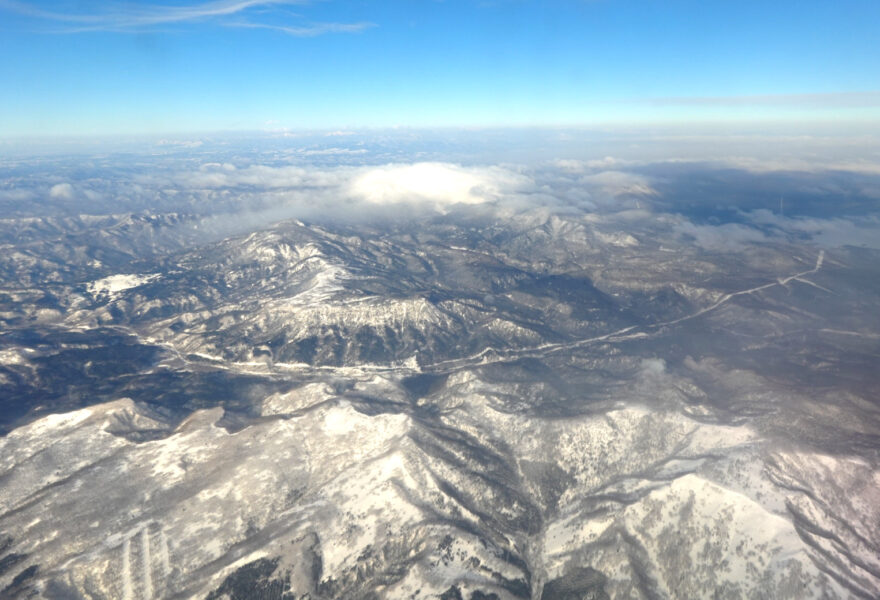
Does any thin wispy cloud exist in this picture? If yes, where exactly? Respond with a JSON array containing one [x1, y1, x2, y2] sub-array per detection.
[[649, 91, 880, 109], [0, 0, 371, 35], [230, 21, 376, 37]]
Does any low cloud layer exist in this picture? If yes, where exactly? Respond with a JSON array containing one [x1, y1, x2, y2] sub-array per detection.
[[675, 221, 769, 252], [747, 209, 880, 250], [3, 137, 879, 257]]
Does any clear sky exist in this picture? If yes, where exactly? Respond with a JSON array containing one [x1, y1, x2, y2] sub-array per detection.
[[1, 0, 878, 137]]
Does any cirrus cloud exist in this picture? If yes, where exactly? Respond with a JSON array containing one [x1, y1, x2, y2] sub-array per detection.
[[0, 0, 373, 36]]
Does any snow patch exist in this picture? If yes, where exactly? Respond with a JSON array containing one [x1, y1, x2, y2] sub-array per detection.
[[88, 273, 160, 297]]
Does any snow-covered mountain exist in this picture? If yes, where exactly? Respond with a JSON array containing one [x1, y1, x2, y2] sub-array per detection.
[[1, 153, 879, 600]]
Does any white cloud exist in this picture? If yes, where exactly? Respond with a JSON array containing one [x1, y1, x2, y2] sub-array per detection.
[[641, 358, 667, 377], [675, 221, 768, 251], [49, 182, 74, 199], [152, 161, 540, 228], [159, 159, 669, 223], [347, 163, 529, 209], [77, 152, 877, 250], [747, 209, 880, 250]]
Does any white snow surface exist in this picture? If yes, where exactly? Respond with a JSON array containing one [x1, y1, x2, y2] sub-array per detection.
[[0, 379, 876, 599], [87, 273, 160, 297]]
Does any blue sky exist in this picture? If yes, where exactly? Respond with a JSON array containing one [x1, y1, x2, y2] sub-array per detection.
[[1, 0, 878, 136]]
